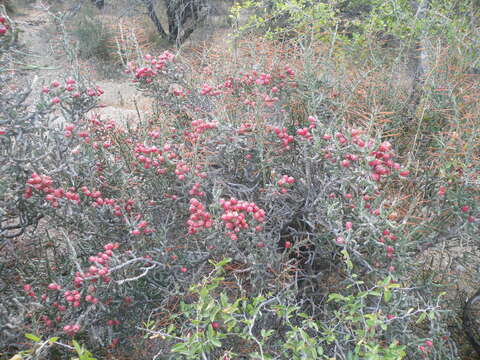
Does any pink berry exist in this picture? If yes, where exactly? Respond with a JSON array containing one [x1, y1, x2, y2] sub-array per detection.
[[48, 283, 60, 290]]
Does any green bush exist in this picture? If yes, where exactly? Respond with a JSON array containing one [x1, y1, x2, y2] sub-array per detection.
[[71, 6, 113, 61]]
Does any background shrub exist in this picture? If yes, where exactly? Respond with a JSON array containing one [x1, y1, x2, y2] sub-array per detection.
[[71, 4, 114, 61]]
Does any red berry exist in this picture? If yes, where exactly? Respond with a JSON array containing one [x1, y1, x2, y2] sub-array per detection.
[[211, 321, 220, 329]]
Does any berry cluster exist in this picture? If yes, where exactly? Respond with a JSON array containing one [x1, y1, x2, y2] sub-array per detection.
[[175, 161, 190, 180], [296, 116, 317, 141], [219, 198, 265, 240], [0, 16, 9, 36], [273, 127, 294, 150], [189, 182, 205, 197], [42, 78, 102, 106], [277, 175, 295, 194], [340, 153, 358, 168], [255, 73, 272, 85], [186, 119, 218, 142], [187, 198, 213, 234], [63, 324, 81, 336], [368, 141, 408, 181], [126, 51, 175, 83], [24, 173, 81, 207], [132, 217, 155, 235]]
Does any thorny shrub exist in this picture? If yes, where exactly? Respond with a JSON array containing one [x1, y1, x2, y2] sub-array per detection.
[[1, 8, 478, 360]]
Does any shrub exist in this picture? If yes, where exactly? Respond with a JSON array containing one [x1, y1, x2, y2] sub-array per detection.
[[1, 3, 478, 359], [71, 5, 114, 61]]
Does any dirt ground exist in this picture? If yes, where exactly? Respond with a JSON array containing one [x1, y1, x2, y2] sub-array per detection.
[[13, 0, 152, 125]]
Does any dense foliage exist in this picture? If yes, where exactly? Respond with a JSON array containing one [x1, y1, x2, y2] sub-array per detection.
[[1, 1, 479, 359]]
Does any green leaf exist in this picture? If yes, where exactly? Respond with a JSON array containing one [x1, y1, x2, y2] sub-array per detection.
[[210, 337, 222, 347], [72, 340, 82, 354], [48, 337, 59, 344], [416, 312, 427, 324], [24, 334, 41, 342], [216, 258, 232, 267], [384, 290, 392, 303], [261, 329, 274, 338], [328, 293, 346, 302], [167, 323, 176, 334], [220, 293, 229, 307], [386, 282, 400, 289], [171, 342, 187, 353]]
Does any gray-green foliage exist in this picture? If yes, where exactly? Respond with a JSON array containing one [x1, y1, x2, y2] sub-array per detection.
[[71, 5, 113, 60]]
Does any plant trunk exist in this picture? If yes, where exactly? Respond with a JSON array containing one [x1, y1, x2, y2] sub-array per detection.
[[142, 0, 169, 40], [165, 0, 205, 45]]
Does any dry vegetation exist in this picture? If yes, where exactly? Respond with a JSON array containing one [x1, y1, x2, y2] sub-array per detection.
[[1, 0, 479, 359]]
